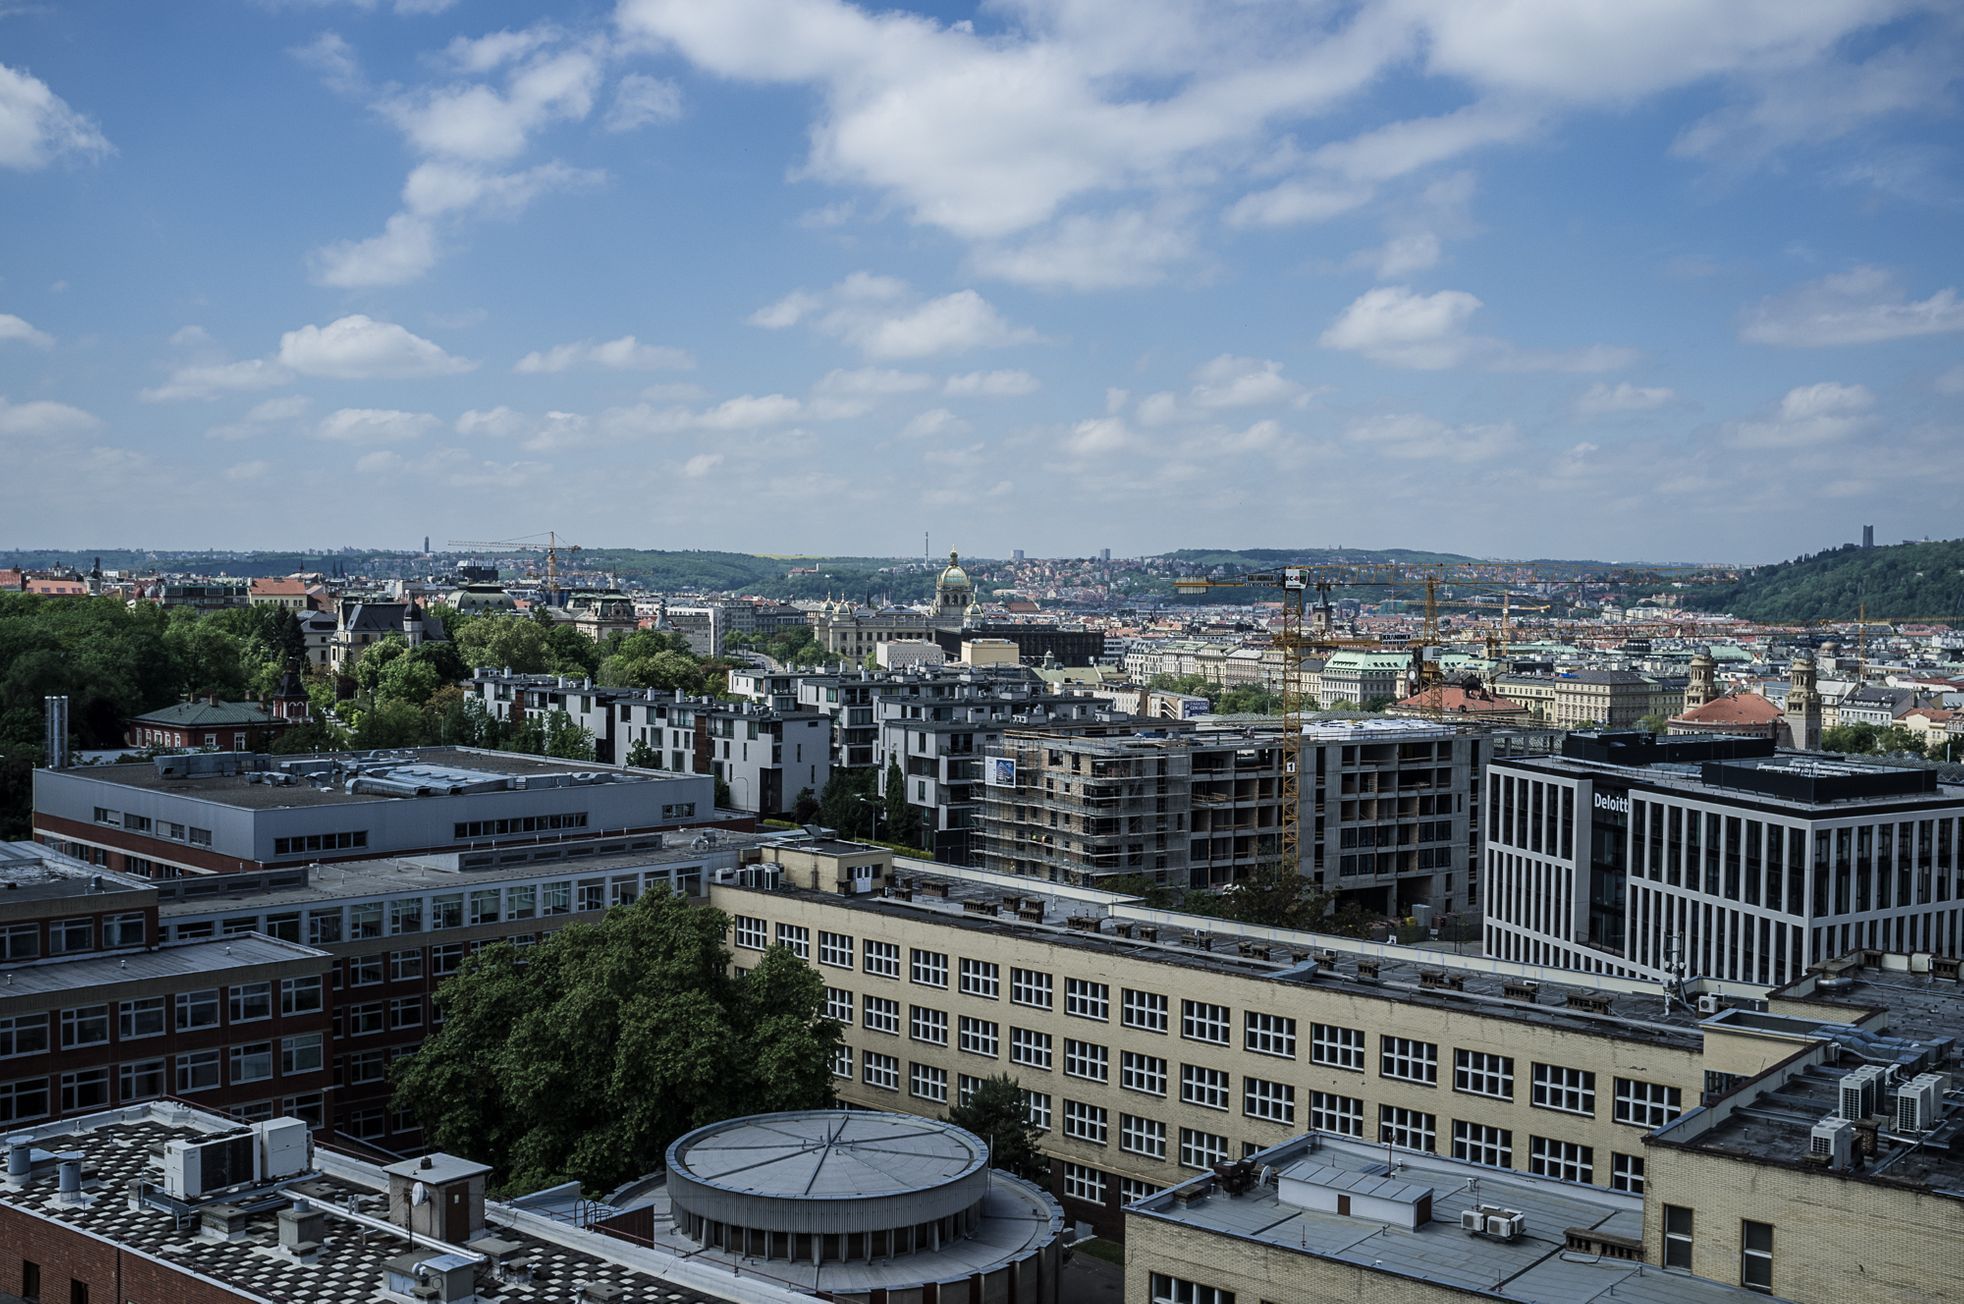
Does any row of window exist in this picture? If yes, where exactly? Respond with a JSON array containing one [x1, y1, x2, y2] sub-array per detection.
[[0, 1035, 324, 1124], [271, 830, 369, 857], [0, 913, 146, 963], [0, 978, 324, 1059], [91, 808, 212, 846], [451, 812, 588, 840], [1665, 1206, 1777, 1296]]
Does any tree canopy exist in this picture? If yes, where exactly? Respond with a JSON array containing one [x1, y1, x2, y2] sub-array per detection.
[[945, 1074, 1047, 1183], [391, 889, 840, 1194], [1682, 538, 1964, 623]]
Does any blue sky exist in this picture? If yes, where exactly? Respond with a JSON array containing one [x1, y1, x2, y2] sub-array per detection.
[[2, 1, 1960, 564]]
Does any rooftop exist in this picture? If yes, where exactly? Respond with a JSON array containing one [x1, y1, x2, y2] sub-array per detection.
[[0, 841, 151, 906], [0, 1104, 800, 1304], [130, 699, 285, 728], [1130, 1132, 1782, 1303], [0, 935, 330, 997], [49, 747, 693, 810], [667, 1111, 984, 1202]]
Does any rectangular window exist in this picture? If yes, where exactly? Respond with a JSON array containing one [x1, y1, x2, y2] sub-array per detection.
[[0, 1078, 50, 1124], [49, 918, 93, 955], [732, 915, 768, 951], [1063, 1163, 1106, 1204], [863, 997, 900, 1036], [0, 1014, 49, 1059], [349, 955, 384, 986], [1119, 1050, 1167, 1097], [281, 1034, 324, 1076], [1311, 1023, 1364, 1072], [229, 982, 272, 1024], [1178, 1127, 1228, 1171], [958, 1016, 998, 1058], [59, 1067, 110, 1114], [909, 1005, 948, 1046], [959, 957, 999, 999], [119, 1059, 165, 1103], [389, 950, 423, 982], [1065, 978, 1109, 1021], [540, 883, 571, 916], [1454, 1049, 1515, 1100], [1613, 1077, 1683, 1129], [389, 898, 424, 934], [1380, 1036, 1438, 1085], [1529, 1135, 1594, 1183], [279, 976, 323, 1017], [1378, 1105, 1437, 1153], [1243, 1011, 1296, 1059], [958, 1074, 983, 1106], [818, 930, 854, 968], [864, 940, 901, 979], [1181, 1000, 1230, 1045], [0, 923, 40, 962], [102, 913, 146, 948], [1663, 1206, 1694, 1269], [909, 948, 948, 988], [1062, 1099, 1107, 1145], [1452, 1121, 1513, 1168], [348, 1003, 386, 1036], [1011, 967, 1052, 1008], [1063, 1039, 1108, 1083], [1243, 1076, 1296, 1124], [1009, 1026, 1052, 1071], [433, 894, 465, 928], [1121, 988, 1168, 1033], [1025, 1091, 1051, 1132], [230, 1042, 273, 1085], [825, 987, 855, 1025], [1611, 1152, 1646, 1194], [349, 902, 384, 939], [1741, 1221, 1773, 1294], [391, 997, 423, 1030], [176, 1049, 221, 1094], [1180, 1064, 1230, 1111], [774, 923, 809, 959], [829, 1045, 853, 1080], [176, 990, 219, 1032], [119, 997, 166, 1041], [863, 1051, 900, 1092], [910, 1062, 948, 1103], [1120, 1178, 1159, 1206], [1120, 1113, 1168, 1158], [59, 1005, 109, 1049], [506, 885, 536, 920], [431, 944, 464, 976], [1149, 1274, 1234, 1304], [346, 1051, 386, 1085], [1310, 1092, 1364, 1137], [1532, 1063, 1597, 1116]]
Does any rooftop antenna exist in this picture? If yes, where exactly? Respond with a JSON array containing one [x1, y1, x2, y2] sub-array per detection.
[[1662, 931, 1688, 1014]]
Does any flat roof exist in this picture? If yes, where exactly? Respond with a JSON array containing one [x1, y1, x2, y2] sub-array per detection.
[[1131, 1133, 1784, 1303], [0, 842, 151, 905], [0, 1104, 790, 1304], [669, 1111, 984, 1201], [1497, 750, 1963, 814], [0, 935, 328, 997], [50, 747, 692, 811]]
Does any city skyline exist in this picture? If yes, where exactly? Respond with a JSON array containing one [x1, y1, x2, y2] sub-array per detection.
[[2, 2, 1961, 561]]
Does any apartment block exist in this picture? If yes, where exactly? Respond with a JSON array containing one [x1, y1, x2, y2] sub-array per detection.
[[1484, 731, 1964, 985]]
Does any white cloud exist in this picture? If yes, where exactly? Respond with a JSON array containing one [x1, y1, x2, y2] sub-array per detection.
[[1345, 412, 1519, 463], [140, 359, 293, 403], [752, 275, 1040, 359], [1577, 382, 1676, 416], [514, 335, 694, 374], [206, 395, 312, 441], [972, 207, 1194, 289], [1310, 102, 1540, 185], [455, 406, 527, 438], [1354, 231, 1442, 278], [1064, 415, 1134, 458], [899, 408, 968, 439], [696, 394, 805, 430], [0, 62, 112, 169], [383, 46, 602, 162], [0, 312, 53, 347], [1319, 285, 1485, 369], [605, 73, 684, 131], [278, 315, 475, 379], [317, 408, 442, 443], [355, 450, 406, 474], [311, 215, 441, 288], [437, 26, 562, 76], [1673, 44, 1954, 164], [1729, 381, 1875, 449], [944, 369, 1040, 397], [0, 395, 102, 437], [1224, 180, 1372, 229], [1936, 363, 1964, 396], [681, 452, 723, 478], [224, 460, 272, 483], [1741, 266, 1964, 347], [815, 367, 935, 397], [1188, 355, 1309, 409]]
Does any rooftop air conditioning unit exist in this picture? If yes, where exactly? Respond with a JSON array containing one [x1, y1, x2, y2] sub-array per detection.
[[1809, 1117, 1854, 1170], [1460, 1208, 1485, 1233], [1696, 994, 1724, 1015], [1839, 1065, 1883, 1121], [1895, 1076, 1943, 1134], [1484, 1210, 1526, 1242]]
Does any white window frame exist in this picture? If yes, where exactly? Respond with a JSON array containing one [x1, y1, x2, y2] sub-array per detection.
[[1454, 1049, 1515, 1100], [1011, 967, 1052, 1008], [1243, 1011, 1297, 1059], [1310, 1023, 1364, 1072], [1532, 1063, 1597, 1117], [1063, 1038, 1109, 1083], [909, 1005, 949, 1046], [863, 996, 900, 1036], [1613, 1076, 1682, 1129], [1378, 1105, 1437, 1153], [1178, 1127, 1228, 1171], [1379, 1036, 1438, 1086], [1243, 1076, 1296, 1124], [959, 957, 999, 999], [863, 1051, 900, 1092], [958, 1016, 998, 1058], [1120, 1113, 1168, 1158], [1180, 1063, 1231, 1112], [1009, 1026, 1052, 1071], [1181, 999, 1230, 1045], [1122, 988, 1169, 1033], [909, 948, 948, 988], [1065, 978, 1109, 1022], [1451, 1120, 1513, 1169], [1310, 1091, 1363, 1138], [864, 939, 901, 979], [1062, 1098, 1108, 1146], [1529, 1135, 1595, 1183]]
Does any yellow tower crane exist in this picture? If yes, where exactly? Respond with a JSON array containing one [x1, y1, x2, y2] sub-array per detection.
[[446, 531, 583, 598]]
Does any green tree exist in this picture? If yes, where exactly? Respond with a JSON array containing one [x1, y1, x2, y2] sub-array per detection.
[[392, 890, 839, 1193], [1636, 712, 1672, 736], [624, 739, 660, 769], [818, 767, 878, 836], [945, 1074, 1046, 1183], [1822, 722, 1884, 755], [791, 787, 819, 823], [883, 758, 921, 849]]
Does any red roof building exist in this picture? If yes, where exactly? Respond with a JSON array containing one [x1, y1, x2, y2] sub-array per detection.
[[1386, 683, 1530, 722], [1667, 689, 1788, 742]]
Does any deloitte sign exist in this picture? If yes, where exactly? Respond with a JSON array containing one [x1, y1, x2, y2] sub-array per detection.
[[1593, 791, 1631, 815]]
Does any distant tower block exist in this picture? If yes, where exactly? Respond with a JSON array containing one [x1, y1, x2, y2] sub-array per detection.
[[44, 695, 69, 770], [1862, 524, 1875, 549], [1100, 547, 1112, 562]]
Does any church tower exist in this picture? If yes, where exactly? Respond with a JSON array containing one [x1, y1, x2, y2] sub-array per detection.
[[933, 550, 975, 627], [1786, 652, 1822, 751], [1686, 648, 1715, 712]]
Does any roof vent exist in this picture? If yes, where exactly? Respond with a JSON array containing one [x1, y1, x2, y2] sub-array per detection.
[[1563, 992, 1613, 1015], [1503, 980, 1539, 1003], [1809, 1117, 1855, 1170]]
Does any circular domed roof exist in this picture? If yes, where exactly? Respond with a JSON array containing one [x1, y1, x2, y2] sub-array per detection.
[[938, 550, 973, 590]]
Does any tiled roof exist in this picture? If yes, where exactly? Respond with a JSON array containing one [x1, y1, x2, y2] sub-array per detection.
[[131, 700, 282, 727], [1673, 691, 1783, 726]]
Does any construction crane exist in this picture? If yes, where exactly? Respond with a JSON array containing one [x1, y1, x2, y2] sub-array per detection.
[[446, 531, 583, 597]]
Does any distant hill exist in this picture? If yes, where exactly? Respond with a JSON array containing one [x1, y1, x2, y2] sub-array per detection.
[[1160, 547, 1480, 567], [1683, 540, 1964, 623]]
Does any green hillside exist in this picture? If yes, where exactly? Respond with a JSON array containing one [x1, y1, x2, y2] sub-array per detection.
[[1683, 540, 1964, 623]]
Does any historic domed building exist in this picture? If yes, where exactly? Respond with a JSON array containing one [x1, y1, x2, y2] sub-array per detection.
[[933, 549, 976, 624], [810, 548, 979, 658]]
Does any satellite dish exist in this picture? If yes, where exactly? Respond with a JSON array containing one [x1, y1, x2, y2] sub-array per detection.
[[412, 1181, 429, 1207]]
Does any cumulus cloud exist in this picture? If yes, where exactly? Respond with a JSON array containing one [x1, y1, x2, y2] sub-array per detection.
[[224, 460, 272, 483], [1577, 382, 1676, 416], [437, 26, 563, 76], [750, 275, 1040, 360], [511, 335, 692, 374], [1729, 382, 1875, 449], [814, 367, 935, 397], [1188, 355, 1312, 409], [1741, 266, 1964, 347], [1321, 285, 1630, 372], [1345, 412, 1520, 463], [899, 408, 968, 439], [0, 395, 102, 437], [205, 395, 312, 441], [0, 312, 53, 347], [681, 452, 723, 478], [0, 63, 112, 170], [972, 208, 1194, 290], [382, 45, 602, 162], [605, 73, 684, 130], [141, 358, 294, 403], [278, 315, 475, 379], [944, 369, 1040, 397], [317, 408, 442, 443]]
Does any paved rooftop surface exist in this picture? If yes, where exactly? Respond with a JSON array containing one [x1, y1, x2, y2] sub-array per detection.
[[0, 1105, 792, 1304], [1132, 1133, 1789, 1303], [0, 841, 150, 905], [0, 935, 328, 996], [668, 1111, 984, 1201]]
